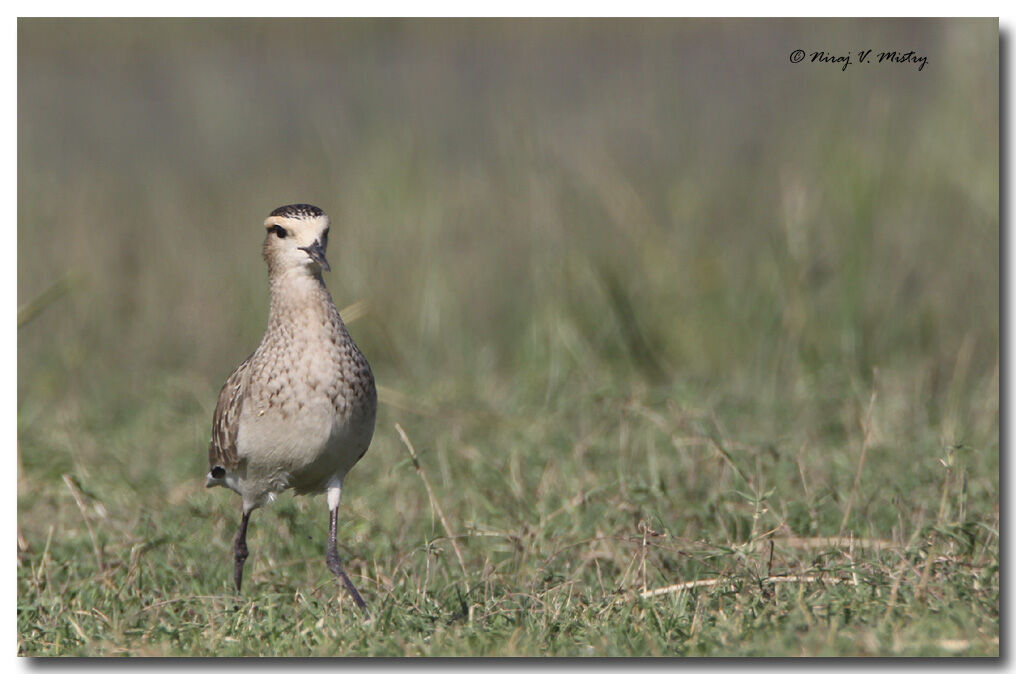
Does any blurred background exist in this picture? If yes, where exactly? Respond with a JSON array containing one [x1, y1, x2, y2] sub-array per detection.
[[17, 18, 998, 654]]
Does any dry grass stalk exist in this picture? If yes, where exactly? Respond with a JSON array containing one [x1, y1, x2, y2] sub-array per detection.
[[774, 536, 895, 551], [380, 386, 437, 417], [338, 299, 369, 324], [640, 574, 848, 599], [62, 474, 105, 573], [838, 372, 879, 537], [395, 423, 470, 593]]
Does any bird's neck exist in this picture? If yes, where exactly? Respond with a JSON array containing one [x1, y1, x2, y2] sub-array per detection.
[[266, 269, 335, 327]]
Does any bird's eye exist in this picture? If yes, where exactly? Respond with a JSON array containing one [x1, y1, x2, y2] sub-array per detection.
[[271, 225, 288, 239], [211, 466, 225, 479]]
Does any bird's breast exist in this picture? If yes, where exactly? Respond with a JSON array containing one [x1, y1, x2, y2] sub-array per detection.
[[236, 326, 375, 480]]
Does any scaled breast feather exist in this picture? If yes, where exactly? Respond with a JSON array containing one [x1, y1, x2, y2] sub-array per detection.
[[208, 354, 252, 470]]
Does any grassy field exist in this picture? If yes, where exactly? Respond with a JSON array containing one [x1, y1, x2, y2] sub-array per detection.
[[17, 18, 998, 656]]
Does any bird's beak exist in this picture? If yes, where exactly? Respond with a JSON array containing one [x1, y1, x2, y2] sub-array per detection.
[[299, 240, 331, 272]]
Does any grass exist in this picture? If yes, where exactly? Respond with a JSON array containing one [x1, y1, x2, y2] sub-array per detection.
[[17, 18, 998, 656]]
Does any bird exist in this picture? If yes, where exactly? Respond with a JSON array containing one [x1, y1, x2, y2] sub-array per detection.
[[205, 203, 377, 615]]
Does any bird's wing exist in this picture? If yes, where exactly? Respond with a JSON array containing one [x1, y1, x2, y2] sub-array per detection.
[[208, 354, 253, 470]]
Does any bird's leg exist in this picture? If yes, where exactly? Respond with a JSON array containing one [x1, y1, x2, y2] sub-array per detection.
[[325, 483, 368, 615], [327, 507, 369, 613], [233, 508, 252, 592]]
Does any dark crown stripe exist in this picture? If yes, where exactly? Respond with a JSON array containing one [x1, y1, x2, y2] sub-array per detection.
[[269, 204, 325, 219]]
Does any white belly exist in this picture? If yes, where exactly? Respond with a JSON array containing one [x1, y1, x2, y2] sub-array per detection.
[[234, 395, 374, 504]]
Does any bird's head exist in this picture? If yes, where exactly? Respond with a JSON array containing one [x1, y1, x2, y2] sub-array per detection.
[[262, 204, 332, 275]]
